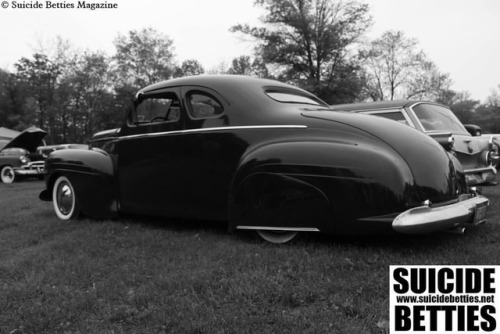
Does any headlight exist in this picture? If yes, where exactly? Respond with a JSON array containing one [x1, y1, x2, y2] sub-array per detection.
[[19, 156, 28, 164]]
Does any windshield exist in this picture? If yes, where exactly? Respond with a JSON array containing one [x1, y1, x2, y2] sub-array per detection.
[[412, 104, 468, 135]]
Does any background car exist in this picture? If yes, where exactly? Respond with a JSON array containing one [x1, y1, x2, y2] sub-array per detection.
[[332, 101, 500, 186], [40, 76, 488, 243], [0, 127, 46, 184], [36, 144, 90, 159]]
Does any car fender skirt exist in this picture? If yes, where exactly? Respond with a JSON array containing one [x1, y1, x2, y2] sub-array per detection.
[[392, 194, 489, 234], [228, 172, 333, 233]]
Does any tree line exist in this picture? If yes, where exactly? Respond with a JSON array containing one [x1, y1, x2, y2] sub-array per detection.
[[1, 0, 500, 144]]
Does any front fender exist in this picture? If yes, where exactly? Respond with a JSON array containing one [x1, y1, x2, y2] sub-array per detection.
[[43, 148, 118, 219]]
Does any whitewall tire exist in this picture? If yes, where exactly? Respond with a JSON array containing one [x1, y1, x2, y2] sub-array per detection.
[[0, 166, 15, 184], [53, 176, 80, 220]]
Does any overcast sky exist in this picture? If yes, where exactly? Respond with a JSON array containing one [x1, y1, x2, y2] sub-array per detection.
[[0, 0, 499, 102]]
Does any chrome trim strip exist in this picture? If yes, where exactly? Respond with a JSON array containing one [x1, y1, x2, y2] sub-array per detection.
[[117, 125, 308, 141], [427, 130, 454, 137], [91, 136, 117, 142], [464, 166, 496, 174], [236, 226, 320, 232]]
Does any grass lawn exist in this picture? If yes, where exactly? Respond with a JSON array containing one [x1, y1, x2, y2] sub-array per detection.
[[1, 180, 499, 333]]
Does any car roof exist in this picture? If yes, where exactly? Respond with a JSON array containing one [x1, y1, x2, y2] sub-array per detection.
[[137, 75, 328, 106], [331, 100, 432, 112], [139, 75, 297, 92]]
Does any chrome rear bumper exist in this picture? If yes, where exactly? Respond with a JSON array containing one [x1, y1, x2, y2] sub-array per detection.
[[393, 194, 489, 234]]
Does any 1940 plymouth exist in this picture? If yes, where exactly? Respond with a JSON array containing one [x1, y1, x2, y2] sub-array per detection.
[[40, 76, 489, 243]]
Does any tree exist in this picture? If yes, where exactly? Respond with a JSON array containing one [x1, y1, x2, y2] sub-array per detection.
[[437, 90, 479, 124], [0, 69, 23, 128], [486, 84, 500, 107], [470, 85, 500, 133], [231, 0, 371, 103], [14, 53, 62, 134], [60, 51, 116, 142], [360, 30, 451, 101], [207, 61, 230, 75], [113, 27, 176, 89], [174, 59, 205, 78], [227, 55, 270, 77]]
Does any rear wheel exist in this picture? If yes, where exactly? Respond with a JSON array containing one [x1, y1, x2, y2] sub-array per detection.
[[53, 176, 80, 220], [0, 166, 15, 184], [256, 230, 298, 244]]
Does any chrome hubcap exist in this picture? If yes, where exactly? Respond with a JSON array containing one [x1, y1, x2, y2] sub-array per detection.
[[1, 168, 14, 182], [56, 182, 74, 215], [257, 230, 298, 244]]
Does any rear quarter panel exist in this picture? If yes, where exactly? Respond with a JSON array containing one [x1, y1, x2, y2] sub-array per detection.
[[228, 128, 415, 235]]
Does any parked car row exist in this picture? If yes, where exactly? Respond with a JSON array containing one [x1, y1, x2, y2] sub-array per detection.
[[0, 127, 88, 184], [33, 75, 490, 243], [0, 127, 46, 184], [331, 101, 500, 186]]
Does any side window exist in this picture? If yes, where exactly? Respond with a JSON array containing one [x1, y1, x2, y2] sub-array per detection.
[[135, 94, 180, 124], [187, 92, 223, 119], [374, 111, 409, 126]]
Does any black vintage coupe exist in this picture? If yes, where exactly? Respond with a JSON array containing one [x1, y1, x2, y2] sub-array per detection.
[[40, 76, 489, 243]]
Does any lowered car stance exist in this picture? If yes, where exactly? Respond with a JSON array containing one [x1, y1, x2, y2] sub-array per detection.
[[39, 76, 489, 243], [332, 101, 500, 186]]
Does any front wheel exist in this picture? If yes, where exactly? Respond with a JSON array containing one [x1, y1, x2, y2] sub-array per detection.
[[53, 176, 80, 220], [0, 166, 15, 184], [256, 230, 298, 244]]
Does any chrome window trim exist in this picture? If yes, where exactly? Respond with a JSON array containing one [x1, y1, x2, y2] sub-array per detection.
[[407, 101, 430, 132], [116, 125, 308, 142]]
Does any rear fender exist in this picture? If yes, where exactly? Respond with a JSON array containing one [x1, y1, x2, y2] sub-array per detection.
[[44, 148, 119, 219], [229, 172, 332, 233], [228, 140, 414, 235]]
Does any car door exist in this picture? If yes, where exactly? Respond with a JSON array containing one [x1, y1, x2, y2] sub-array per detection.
[[116, 88, 187, 216], [175, 86, 246, 220]]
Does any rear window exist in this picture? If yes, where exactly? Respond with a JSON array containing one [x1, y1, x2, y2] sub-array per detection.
[[265, 90, 324, 106]]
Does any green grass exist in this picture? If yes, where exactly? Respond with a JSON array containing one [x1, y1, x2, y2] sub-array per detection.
[[1, 180, 499, 333]]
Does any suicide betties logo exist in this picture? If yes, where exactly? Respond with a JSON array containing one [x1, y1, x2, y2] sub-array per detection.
[[390, 266, 500, 333]]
